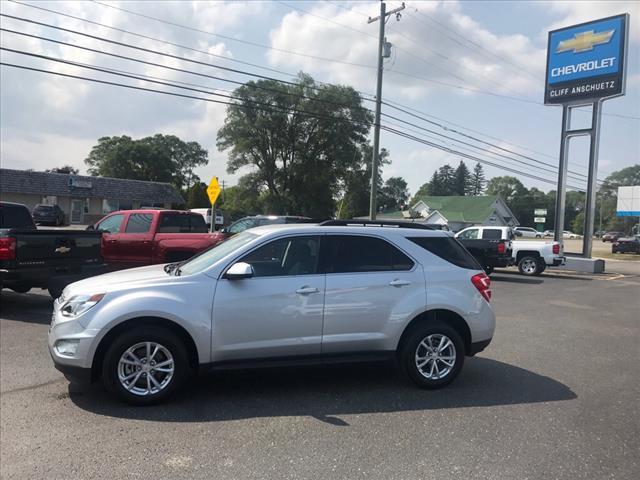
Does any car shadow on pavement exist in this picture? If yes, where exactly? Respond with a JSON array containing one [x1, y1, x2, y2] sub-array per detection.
[[490, 273, 543, 285], [0, 291, 53, 324], [70, 358, 576, 425]]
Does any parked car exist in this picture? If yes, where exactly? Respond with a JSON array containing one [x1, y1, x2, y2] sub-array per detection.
[[562, 230, 581, 239], [455, 225, 514, 274], [49, 220, 494, 404], [543, 230, 554, 238], [208, 215, 313, 246], [32, 204, 65, 226], [602, 231, 625, 243], [190, 208, 224, 230], [1, 202, 105, 298], [514, 227, 542, 238], [612, 235, 640, 254], [594, 230, 606, 238], [512, 239, 564, 276], [90, 209, 220, 270]]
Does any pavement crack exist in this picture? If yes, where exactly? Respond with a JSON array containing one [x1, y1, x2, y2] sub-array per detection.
[[0, 377, 65, 397]]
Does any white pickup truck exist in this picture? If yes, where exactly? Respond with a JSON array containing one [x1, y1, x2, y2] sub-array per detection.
[[512, 239, 565, 276], [455, 226, 565, 276]]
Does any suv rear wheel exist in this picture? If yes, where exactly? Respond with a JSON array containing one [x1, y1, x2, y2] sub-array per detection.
[[401, 323, 464, 389], [102, 326, 189, 405]]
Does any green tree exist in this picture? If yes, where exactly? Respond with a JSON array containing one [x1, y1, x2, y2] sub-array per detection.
[[85, 134, 208, 191], [453, 161, 471, 195], [485, 176, 527, 201], [185, 182, 210, 209], [378, 176, 409, 211], [45, 165, 79, 174], [339, 145, 389, 218], [470, 162, 486, 195], [217, 73, 373, 217], [599, 165, 640, 198], [220, 174, 265, 220]]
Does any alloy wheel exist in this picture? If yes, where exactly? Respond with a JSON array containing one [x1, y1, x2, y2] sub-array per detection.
[[117, 342, 174, 396], [415, 334, 457, 380]]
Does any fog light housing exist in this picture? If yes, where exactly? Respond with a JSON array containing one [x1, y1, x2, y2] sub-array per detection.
[[55, 339, 80, 356]]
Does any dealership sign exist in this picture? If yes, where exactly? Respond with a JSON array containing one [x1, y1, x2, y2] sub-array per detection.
[[545, 14, 628, 104]]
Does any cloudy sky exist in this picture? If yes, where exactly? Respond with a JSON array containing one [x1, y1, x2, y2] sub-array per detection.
[[1, 0, 638, 197]]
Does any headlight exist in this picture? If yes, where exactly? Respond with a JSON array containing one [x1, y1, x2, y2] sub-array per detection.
[[60, 293, 105, 318]]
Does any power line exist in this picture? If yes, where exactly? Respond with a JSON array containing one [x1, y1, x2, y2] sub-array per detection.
[[381, 125, 586, 191], [7, 0, 303, 80], [0, 60, 583, 190]]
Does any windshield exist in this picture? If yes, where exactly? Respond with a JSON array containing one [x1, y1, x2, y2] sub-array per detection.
[[178, 231, 258, 276]]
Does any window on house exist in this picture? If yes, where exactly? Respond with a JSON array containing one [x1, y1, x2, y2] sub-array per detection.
[[102, 199, 120, 214]]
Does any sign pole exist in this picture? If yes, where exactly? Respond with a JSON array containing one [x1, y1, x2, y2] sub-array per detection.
[[582, 100, 603, 257], [553, 105, 570, 244]]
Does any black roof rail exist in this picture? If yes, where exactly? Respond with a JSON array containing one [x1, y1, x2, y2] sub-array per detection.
[[319, 219, 437, 230]]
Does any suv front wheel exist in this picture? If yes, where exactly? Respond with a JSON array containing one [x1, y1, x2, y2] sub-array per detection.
[[102, 326, 189, 405], [401, 323, 464, 389]]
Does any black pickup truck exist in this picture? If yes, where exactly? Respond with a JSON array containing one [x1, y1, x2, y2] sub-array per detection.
[[455, 226, 515, 275], [0, 202, 106, 298]]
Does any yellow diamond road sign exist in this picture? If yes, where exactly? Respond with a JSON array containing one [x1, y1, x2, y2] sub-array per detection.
[[207, 176, 221, 205]]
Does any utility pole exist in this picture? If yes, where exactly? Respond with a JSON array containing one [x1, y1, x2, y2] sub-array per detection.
[[368, 1, 405, 220]]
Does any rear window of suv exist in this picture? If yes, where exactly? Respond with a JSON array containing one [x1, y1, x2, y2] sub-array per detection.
[[408, 236, 481, 270]]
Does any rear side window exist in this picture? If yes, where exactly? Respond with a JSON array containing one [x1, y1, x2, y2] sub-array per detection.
[[482, 229, 502, 240], [0, 204, 35, 229], [409, 237, 481, 270], [125, 213, 153, 233], [322, 235, 414, 273], [97, 213, 124, 233], [158, 214, 207, 233]]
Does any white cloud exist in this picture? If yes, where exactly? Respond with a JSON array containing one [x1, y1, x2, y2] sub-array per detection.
[[267, 1, 545, 101]]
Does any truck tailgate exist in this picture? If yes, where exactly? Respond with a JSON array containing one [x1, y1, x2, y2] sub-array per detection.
[[13, 229, 102, 266]]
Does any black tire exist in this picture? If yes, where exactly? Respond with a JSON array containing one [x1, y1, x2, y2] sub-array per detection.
[[518, 256, 542, 276], [102, 326, 189, 405], [400, 322, 464, 389], [484, 265, 494, 275], [48, 286, 64, 298], [535, 234, 541, 238]]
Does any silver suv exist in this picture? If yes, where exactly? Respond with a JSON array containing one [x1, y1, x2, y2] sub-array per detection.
[[49, 222, 495, 405]]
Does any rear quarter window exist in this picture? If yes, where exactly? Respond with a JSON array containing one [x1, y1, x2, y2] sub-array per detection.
[[408, 236, 481, 270]]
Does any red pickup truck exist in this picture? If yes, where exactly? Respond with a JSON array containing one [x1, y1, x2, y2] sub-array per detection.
[[91, 209, 220, 270]]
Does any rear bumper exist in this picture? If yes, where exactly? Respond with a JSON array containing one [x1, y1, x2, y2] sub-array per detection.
[[0, 263, 107, 290]]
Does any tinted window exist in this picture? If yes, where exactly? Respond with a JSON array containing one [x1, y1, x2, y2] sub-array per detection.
[[125, 213, 153, 233], [157, 213, 206, 233], [98, 214, 124, 233], [0, 204, 35, 229], [482, 229, 502, 240], [240, 236, 320, 277], [409, 237, 481, 270], [323, 235, 413, 273], [457, 228, 478, 240], [34, 205, 54, 211]]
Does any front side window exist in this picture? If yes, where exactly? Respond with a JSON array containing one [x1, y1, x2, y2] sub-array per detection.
[[179, 232, 258, 276], [322, 235, 413, 274], [125, 213, 153, 233], [97, 213, 125, 233], [457, 228, 479, 240], [239, 236, 320, 277], [228, 218, 254, 234], [482, 229, 502, 240]]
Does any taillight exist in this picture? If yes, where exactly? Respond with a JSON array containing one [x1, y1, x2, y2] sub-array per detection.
[[0, 237, 17, 260], [497, 242, 506, 254], [471, 273, 491, 302], [553, 243, 560, 254]]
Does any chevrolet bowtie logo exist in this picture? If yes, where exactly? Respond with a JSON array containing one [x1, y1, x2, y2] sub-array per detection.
[[556, 29, 615, 54], [55, 246, 71, 254]]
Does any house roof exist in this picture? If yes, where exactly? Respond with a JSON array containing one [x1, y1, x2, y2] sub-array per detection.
[[413, 196, 499, 223], [0, 168, 184, 204]]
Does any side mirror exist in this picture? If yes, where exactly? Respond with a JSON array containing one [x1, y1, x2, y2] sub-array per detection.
[[225, 262, 254, 280]]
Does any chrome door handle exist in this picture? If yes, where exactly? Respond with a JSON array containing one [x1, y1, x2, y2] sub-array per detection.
[[389, 279, 411, 287], [296, 286, 319, 294]]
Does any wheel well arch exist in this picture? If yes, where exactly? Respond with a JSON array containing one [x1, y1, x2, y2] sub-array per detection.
[[515, 250, 541, 262], [91, 316, 199, 382], [397, 309, 472, 356]]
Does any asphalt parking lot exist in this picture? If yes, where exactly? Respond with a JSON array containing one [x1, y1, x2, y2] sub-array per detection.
[[1, 265, 639, 480]]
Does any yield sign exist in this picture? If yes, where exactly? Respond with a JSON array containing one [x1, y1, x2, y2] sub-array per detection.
[[207, 176, 221, 205]]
